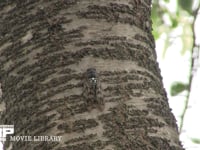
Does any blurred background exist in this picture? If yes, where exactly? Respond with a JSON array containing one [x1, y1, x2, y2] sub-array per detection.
[[152, 0, 200, 149]]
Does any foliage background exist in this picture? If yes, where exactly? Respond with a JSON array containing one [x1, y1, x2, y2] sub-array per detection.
[[152, 0, 200, 149]]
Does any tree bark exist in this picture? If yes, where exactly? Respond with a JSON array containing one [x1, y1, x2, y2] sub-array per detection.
[[0, 0, 183, 150]]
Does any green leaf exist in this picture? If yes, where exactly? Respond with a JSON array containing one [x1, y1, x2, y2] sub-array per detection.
[[152, 29, 160, 40], [151, 3, 164, 40], [178, 0, 193, 14], [171, 18, 178, 28], [162, 35, 170, 58], [170, 82, 189, 96], [191, 138, 200, 144], [164, 0, 170, 2], [181, 24, 193, 55]]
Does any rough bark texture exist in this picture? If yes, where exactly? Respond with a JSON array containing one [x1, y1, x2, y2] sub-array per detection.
[[0, 0, 183, 150]]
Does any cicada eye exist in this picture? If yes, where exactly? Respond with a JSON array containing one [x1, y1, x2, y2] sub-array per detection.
[[89, 77, 97, 84]]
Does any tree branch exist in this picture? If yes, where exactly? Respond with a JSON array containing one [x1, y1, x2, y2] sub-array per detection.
[[179, 4, 200, 134]]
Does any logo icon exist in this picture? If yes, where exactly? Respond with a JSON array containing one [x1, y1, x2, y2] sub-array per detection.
[[0, 125, 14, 142]]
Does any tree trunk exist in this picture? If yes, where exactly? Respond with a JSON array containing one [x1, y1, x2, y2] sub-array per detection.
[[0, 0, 183, 150]]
